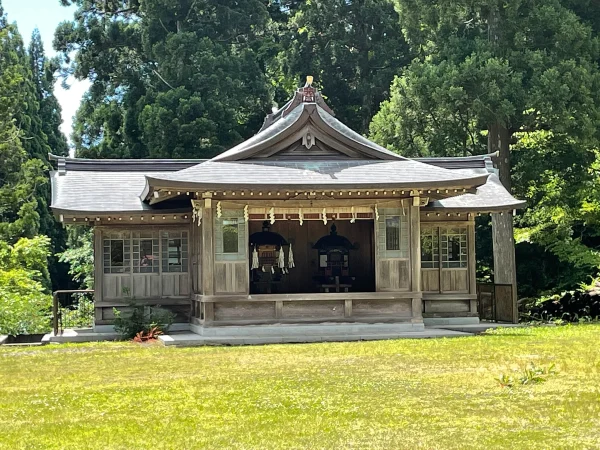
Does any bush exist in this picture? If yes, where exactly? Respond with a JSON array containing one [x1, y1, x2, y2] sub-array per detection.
[[0, 236, 52, 336], [521, 281, 600, 322], [113, 300, 175, 340], [60, 296, 95, 329], [0, 268, 52, 336]]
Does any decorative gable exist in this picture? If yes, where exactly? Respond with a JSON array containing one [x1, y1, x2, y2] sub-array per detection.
[[212, 77, 404, 162]]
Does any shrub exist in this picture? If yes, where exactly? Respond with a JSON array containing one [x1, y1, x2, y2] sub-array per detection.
[[0, 268, 52, 336], [60, 296, 95, 329], [113, 299, 175, 340], [0, 237, 52, 336]]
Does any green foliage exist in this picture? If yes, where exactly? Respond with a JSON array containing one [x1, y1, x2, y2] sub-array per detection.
[[0, 236, 52, 336], [55, 0, 272, 159], [497, 363, 557, 388], [113, 296, 175, 340], [0, 7, 69, 292], [60, 296, 94, 329], [59, 226, 94, 289], [274, 0, 411, 134], [371, 0, 600, 296]]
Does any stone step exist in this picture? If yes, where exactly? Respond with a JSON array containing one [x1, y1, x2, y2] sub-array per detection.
[[159, 328, 472, 347], [194, 322, 425, 337]]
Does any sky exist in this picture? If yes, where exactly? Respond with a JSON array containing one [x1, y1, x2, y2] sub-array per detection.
[[3, 0, 90, 147]]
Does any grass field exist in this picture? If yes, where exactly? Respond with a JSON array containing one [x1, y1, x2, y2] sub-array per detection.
[[1, 325, 599, 449]]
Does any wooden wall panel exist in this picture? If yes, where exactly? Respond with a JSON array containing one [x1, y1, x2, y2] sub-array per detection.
[[281, 300, 344, 319], [376, 259, 410, 291], [215, 262, 248, 294], [160, 273, 190, 297], [214, 301, 275, 321], [426, 300, 470, 313], [441, 270, 468, 292], [421, 269, 439, 292], [353, 299, 412, 317], [102, 275, 131, 300]]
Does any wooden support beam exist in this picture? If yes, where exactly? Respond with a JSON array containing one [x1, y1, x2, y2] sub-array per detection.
[[410, 205, 423, 320], [467, 222, 478, 314], [492, 213, 518, 323], [201, 194, 215, 317], [344, 299, 353, 318], [93, 228, 103, 305]]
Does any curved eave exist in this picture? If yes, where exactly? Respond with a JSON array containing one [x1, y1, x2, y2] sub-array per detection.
[[423, 174, 526, 213], [422, 201, 526, 214], [143, 174, 489, 192]]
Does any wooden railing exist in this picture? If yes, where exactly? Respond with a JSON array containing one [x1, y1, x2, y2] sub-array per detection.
[[52, 290, 95, 335]]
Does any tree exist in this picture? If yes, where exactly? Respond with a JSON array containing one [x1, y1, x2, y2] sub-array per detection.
[[0, 236, 52, 336], [370, 0, 600, 293], [29, 28, 69, 157], [55, 0, 273, 159], [0, 4, 43, 244], [276, 0, 410, 134], [0, 5, 68, 290], [28, 29, 71, 290]]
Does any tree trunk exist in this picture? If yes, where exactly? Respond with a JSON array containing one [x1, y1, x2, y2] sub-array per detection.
[[489, 122, 518, 323]]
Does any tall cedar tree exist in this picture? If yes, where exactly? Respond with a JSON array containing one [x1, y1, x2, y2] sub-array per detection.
[[274, 0, 411, 134], [0, 4, 69, 289], [29, 28, 71, 290], [55, 0, 272, 159], [370, 0, 600, 293]]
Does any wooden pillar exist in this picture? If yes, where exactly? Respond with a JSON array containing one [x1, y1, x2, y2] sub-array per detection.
[[201, 193, 215, 322], [93, 227, 103, 329], [410, 203, 423, 321], [467, 220, 477, 315], [491, 212, 518, 323]]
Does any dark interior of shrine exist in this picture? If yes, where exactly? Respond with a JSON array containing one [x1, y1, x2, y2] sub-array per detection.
[[248, 220, 375, 294]]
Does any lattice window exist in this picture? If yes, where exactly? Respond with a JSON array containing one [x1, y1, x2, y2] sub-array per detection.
[[421, 226, 440, 268], [441, 227, 468, 268], [161, 230, 188, 273], [216, 210, 246, 261], [377, 208, 409, 259], [133, 231, 159, 274], [103, 231, 131, 274]]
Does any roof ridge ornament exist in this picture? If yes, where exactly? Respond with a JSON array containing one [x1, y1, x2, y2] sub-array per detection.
[[302, 75, 316, 103]]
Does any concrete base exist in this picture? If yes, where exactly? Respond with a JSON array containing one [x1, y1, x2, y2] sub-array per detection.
[[159, 327, 471, 347], [191, 321, 425, 337], [39, 322, 526, 346], [0, 335, 7, 345], [423, 317, 480, 326], [93, 323, 190, 333], [43, 328, 120, 344]]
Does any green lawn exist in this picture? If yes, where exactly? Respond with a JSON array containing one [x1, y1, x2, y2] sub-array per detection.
[[1, 325, 599, 449]]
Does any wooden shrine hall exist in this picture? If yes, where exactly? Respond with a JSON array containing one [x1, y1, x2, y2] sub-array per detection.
[[50, 78, 525, 339]]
